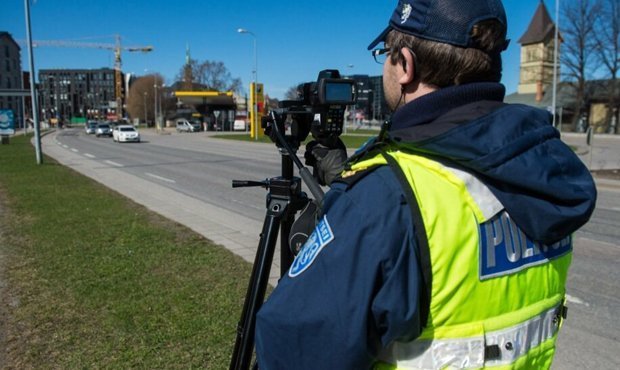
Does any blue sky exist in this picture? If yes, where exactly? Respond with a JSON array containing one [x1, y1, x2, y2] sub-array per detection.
[[4, 0, 551, 99]]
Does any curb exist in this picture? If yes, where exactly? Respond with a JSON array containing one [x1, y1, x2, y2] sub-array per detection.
[[593, 176, 620, 191]]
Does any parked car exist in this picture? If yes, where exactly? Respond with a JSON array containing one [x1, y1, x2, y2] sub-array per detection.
[[95, 123, 112, 137], [85, 121, 98, 134], [175, 118, 202, 133], [233, 119, 247, 131], [112, 125, 140, 143]]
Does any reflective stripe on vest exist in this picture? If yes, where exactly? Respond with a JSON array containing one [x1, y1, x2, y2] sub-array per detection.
[[350, 150, 571, 370], [376, 303, 562, 370]]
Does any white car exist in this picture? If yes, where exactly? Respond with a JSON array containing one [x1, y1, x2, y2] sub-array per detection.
[[112, 125, 141, 143], [233, 119, 247, 131]]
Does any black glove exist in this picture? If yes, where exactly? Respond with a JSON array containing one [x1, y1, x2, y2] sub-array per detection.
[[304, 138, 347, 186]]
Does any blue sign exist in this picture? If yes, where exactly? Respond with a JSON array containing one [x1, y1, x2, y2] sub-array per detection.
[[0, 110, 15, 135]]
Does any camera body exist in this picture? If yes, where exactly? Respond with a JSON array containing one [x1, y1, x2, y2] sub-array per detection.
[[263, 69, 356, 149]]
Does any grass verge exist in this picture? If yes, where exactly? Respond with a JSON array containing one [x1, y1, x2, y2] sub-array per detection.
[[214, 132, 375, 149], [0, 134, 252, 368]]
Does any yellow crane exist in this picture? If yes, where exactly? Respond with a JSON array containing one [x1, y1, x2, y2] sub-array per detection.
[[29, 34, 153, 118]]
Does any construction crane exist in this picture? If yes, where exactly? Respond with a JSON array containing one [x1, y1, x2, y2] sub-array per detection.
[[29, 34, 153, 118]]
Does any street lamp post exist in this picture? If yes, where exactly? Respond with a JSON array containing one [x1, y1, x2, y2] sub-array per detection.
[[238, 28, 258, 141], [156, 83, 165, 131], [143, 92, 148, 125], [154, 82, 159, 130]]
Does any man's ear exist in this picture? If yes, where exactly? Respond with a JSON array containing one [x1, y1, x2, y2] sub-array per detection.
[[398, 47, 415, 85]]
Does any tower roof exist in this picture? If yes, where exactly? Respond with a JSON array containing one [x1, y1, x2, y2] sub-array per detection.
[[0, 31, 21, 50], [519, 1, 556, 45]]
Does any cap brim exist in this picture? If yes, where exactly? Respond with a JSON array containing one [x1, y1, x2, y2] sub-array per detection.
[[367, 25, 392, 50]]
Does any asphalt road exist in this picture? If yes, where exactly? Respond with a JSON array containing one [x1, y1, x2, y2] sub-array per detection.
[[52, 129, 281, 223], [44, 128, 619, 369]]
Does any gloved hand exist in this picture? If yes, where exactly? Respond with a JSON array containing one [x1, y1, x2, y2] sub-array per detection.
[[304, 138, 347, 186]]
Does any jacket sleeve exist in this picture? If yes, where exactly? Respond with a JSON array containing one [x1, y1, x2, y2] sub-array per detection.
[[255, 166, 423, 369]]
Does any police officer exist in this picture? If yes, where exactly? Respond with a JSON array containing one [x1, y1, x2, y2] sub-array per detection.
[[255, 0, 597, 369]]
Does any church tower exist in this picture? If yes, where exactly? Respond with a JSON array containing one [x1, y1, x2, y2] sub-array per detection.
[[517, 1, 558, 100], [183, 44, 194, 90]]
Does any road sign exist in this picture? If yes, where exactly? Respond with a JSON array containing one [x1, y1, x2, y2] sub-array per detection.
[[0, 110, 15, 135]]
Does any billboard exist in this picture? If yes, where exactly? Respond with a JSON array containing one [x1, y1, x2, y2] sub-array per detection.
[[0, 110, 15, 135]]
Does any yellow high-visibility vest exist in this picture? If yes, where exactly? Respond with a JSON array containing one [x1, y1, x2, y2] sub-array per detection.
[[350, 149, 571, 370]]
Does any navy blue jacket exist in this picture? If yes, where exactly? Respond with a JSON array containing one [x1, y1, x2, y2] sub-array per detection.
[[255, 83, 596, 369]]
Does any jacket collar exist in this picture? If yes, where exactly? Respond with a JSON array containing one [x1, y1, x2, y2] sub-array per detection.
[[390, 83, 506, 131]]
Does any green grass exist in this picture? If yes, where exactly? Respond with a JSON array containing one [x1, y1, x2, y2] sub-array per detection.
[[214, 132, 376, 149], [0, 135, 252, 368]]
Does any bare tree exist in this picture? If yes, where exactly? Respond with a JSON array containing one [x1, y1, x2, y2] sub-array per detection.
[[126, 74, 164, 126], [175, 60, 242, 93], [266, 95, 280, 111], [284, 84, 302, 100], [175, 58, 199, 89], [593, 0, 620, 133], [200, 61, 242, 93], [561, 0, 602, 129]]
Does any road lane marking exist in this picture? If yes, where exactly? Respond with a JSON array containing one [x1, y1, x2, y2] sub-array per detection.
[[71, 148, 79, 153], [62, 144, 69, 148], [84, 153, 96, 159], [105, 160, 124, 167], [566, 294, 590, 307], [145, 172, 176, 183]]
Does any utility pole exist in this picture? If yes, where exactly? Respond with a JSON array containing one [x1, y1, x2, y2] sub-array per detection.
[[24, 0, 42, 164], [551, 0, 560, 130]]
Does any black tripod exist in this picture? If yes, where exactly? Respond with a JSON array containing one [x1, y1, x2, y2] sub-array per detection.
[[229, 116, 325, 370]]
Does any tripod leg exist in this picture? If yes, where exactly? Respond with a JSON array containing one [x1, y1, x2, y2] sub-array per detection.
[[229, 206, 283, 370], [280, 212, 295, 276]]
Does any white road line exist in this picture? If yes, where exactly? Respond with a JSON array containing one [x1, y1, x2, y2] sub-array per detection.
[[566, 294, 590, 307], [105, 160, 124, 167], [84, 153, 96, 159], [145, 172, 176, 183], [70, 148, 79, 153], [62, 144, 69, 148]]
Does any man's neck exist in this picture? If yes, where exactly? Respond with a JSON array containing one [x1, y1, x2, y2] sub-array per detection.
[[401, 81, 437, 106]]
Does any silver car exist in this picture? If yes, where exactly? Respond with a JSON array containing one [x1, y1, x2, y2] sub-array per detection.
[[95, 123, 112, 137], [85, 121, 97, 134]]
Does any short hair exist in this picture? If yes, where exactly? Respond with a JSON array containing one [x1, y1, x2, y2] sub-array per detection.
[[386, 20, 506, 87]]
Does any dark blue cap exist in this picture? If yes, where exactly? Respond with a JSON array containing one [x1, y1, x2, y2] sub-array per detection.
[[368, 0, 508, 50]]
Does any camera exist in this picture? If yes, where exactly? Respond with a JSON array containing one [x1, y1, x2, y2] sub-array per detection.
[[262, 69, 356, 149]]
